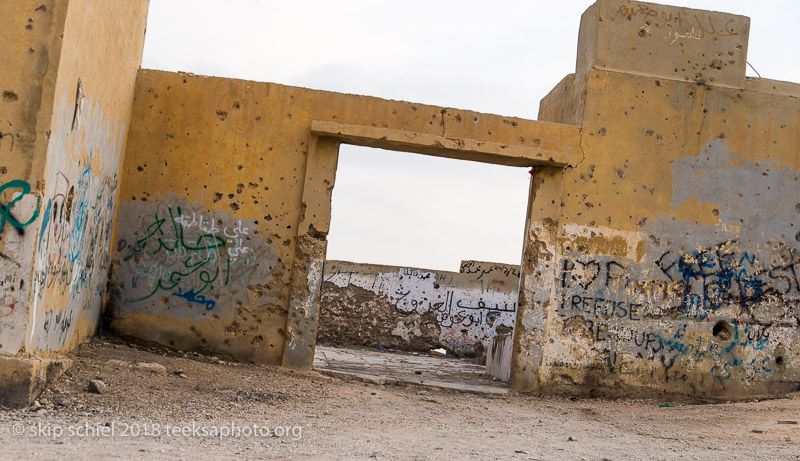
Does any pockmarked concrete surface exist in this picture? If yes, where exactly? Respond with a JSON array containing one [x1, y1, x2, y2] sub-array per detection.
[[313, 345, 508, 394], [1, 338, 799, 460]]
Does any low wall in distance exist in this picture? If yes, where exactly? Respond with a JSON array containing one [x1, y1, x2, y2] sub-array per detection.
[[318, 260, 519, 358]]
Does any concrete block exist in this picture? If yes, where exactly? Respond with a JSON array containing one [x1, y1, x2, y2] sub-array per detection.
[[0, 356, 71, 409]]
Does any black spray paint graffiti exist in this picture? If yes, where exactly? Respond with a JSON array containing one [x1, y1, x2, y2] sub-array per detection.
[[555, 238, 797, 382], [656, 240, 800, 323]]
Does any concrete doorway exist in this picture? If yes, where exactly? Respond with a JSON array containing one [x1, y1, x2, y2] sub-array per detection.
[[312, 144, 528, 391]]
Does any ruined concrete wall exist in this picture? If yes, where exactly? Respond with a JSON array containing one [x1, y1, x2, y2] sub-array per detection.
[[0, 0, 67, 355], [26, 0, 149, 354], [1, 0, 148, 358], [108, 70, 576, 364], [319, 260, 519, 358], [512, 0, 800, 399]]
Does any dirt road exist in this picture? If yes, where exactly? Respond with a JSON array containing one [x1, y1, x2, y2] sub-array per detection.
[[2, 337, 798, 460]]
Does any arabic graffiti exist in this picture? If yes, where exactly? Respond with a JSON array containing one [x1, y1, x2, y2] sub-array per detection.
[[320, 262, 519, 357], [0, 179, 40, 235], [118, 202, 264, 313], [459, 260, 519, 280], [618, 3, 740, 38]]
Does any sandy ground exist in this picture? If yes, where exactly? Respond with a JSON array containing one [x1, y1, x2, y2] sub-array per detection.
[[2, 337, 799, 460]]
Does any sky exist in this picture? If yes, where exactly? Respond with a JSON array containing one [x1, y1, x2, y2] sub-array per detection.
[[141, 1, 799, 271]]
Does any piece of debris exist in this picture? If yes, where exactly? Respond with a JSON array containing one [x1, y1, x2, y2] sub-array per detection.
[[777, 420, 798, 425], [515, 449, 529, 454], [567, 436, 576, 441], [88, 379, 107, 394], [659, 403, 675, 407], [56, 397, 70, 407], [414, 371, 422, 375], [751, 429, 765, 434], [30, 400, 41, 411], [135, 362, 167, 375], [430, 348, 447, 355]]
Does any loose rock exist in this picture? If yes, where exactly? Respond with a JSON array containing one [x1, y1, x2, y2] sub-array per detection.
[[88, 379, 107, 394], [135, 362, 167, 375]]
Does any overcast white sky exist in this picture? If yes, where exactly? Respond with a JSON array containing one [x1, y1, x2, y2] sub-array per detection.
[[142, 1, 799, 272]]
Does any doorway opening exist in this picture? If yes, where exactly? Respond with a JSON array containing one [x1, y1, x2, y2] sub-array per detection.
[[312, 144, 529, 391]]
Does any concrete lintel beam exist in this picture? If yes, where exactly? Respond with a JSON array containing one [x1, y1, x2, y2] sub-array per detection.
[[310, 120, 581, 167]]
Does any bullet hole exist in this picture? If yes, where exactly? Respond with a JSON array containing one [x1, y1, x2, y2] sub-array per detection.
[[264, 215, 272, 221], [255, 116, 261, 121], [229, 203, 239, 211], [232, 101, 240, 109], [712, 320, 732, 341], [236, 183, 244, 194], [213, 193, 223, 203], [597, 127, 607, 136], [2, 91, 18, 102], [136, 166, 143, 172], [775, 356, 784, 367], [655, 80, 661, 87], [644, 129, 655, 136], [27, 48, 34, 54], [248, 182, 258, 189], [0, 166, 6, 174], [35, 5, 47, 12], [216, 110, 227, 121], [227, 193, 234, 199], [795, 203, 800, 213], [237, 165, 243, 170]]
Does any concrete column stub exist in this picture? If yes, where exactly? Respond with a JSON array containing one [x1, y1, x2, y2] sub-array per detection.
[[576, 0, 750, 87]]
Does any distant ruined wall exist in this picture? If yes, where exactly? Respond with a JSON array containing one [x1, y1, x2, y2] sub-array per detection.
[[511, 0, 800, 399], [318, 260, 519, 358]]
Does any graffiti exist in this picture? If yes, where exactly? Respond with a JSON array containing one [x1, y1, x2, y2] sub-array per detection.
[[34, 165, 118, 299], [0, 288, 16, 318], [172, 287, 216, 310], [618, 4, 739, 38], [0, 127, 15, 153], [459, 260, 519, 280], [656, 240, 800, 322], [554, 233, 798, 383], [120, 203, 262, 311], [0, 179, 40, 235], [321, 263, 518, 356]]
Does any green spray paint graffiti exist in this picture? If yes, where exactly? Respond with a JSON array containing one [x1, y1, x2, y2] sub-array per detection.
[[0, 179, 40, 235]]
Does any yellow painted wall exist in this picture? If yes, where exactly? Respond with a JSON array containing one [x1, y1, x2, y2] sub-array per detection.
[[108, 70, 576, 364], [0, 0, 148, 357], [512, 0, 800, 399], [0, 0, 67, 355], [27, 0, 149, 354]]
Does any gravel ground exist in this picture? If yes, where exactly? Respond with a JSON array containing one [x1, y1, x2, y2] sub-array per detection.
[[2, 337, 799, 460]]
